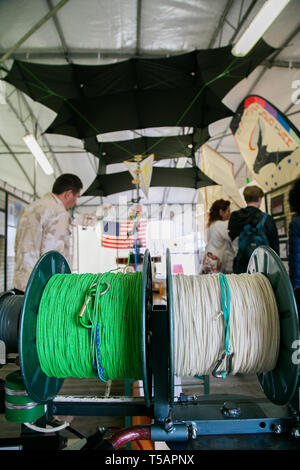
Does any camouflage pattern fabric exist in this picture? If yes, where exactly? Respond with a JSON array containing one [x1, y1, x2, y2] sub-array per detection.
[[14, 193, 71, 292]]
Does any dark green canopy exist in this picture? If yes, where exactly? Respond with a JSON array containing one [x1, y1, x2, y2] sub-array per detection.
[[4, 39, 274, 197], [84, 128, 210, 164], [84, 166, 217, 197], [43, 87, 231, 139], [4, 39, 274, 139]]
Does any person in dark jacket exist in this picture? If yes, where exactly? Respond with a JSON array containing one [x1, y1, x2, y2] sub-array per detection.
[[228, 185, 279, 273], [288, 177, 300, 289]]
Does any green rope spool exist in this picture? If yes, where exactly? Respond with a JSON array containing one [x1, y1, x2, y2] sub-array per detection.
[[5, 371, 45, 423], [36, 270, 143, 382]]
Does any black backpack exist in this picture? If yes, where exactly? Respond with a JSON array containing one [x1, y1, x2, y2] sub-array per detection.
[[233, 213, 269, 274]]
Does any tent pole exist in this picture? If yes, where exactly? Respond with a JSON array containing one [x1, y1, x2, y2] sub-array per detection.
[[0, 0, 70, 63], [0, 135, 35, 194]]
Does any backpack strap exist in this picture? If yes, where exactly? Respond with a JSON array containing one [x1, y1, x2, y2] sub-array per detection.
[[257, 212, 268, 229]]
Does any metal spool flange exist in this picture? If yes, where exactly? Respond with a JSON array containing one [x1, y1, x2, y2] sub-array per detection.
[[248, 245, 299, 405], [141, 249, 153, 407], [151, 248, 174, 421], [19, 251, 71, 404], [166, 248, 174, 407]]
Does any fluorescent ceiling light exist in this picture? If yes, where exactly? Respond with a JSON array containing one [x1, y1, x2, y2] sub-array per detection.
[[232, 0, 291, 57], [23, 134, 53, 175]]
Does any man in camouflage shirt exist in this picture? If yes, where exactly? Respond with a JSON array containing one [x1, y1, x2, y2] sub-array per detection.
[[13, 174, 83, 293]]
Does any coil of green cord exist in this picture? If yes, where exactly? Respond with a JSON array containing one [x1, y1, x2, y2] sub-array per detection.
[[36, 271, 143, 381]]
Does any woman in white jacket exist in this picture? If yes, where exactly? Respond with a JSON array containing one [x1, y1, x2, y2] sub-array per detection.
[[201, 199, 235, 274]]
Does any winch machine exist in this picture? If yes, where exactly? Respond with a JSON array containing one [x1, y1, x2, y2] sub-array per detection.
[[0, 245, 300, 450]]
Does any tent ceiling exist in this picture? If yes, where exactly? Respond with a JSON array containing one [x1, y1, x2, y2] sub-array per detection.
[[0, 0, 299, 208]]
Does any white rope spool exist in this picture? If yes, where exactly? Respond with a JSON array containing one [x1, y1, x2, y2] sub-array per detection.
[[172, 273, 280, 378]]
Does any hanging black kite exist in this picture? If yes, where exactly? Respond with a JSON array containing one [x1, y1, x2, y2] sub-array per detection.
[[35, 87, 231, 138], [84, 128, 209, 166], [4, 40, 275, 197], [84, 166, 217, 197]]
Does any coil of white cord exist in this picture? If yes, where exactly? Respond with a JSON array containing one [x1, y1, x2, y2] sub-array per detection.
[[172, 273, 280, 378]]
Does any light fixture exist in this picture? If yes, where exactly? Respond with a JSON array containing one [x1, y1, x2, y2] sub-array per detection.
[[23, 134, 53, 175], [232, 0, 291, 57]]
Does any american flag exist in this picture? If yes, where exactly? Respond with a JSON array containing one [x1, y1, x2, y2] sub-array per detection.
[[102, 220, 147, 249]]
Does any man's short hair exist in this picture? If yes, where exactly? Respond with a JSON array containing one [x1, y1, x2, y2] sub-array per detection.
[[243, 185, 264, 203], [52, 174, 83, 195]]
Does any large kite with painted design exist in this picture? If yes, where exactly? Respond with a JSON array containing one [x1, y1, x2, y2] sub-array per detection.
[[230, 95, 300, 190]]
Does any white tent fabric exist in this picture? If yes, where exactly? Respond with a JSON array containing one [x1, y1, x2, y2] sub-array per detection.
[[0, 0, 299, 210], [198, 144, 246, 213]]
